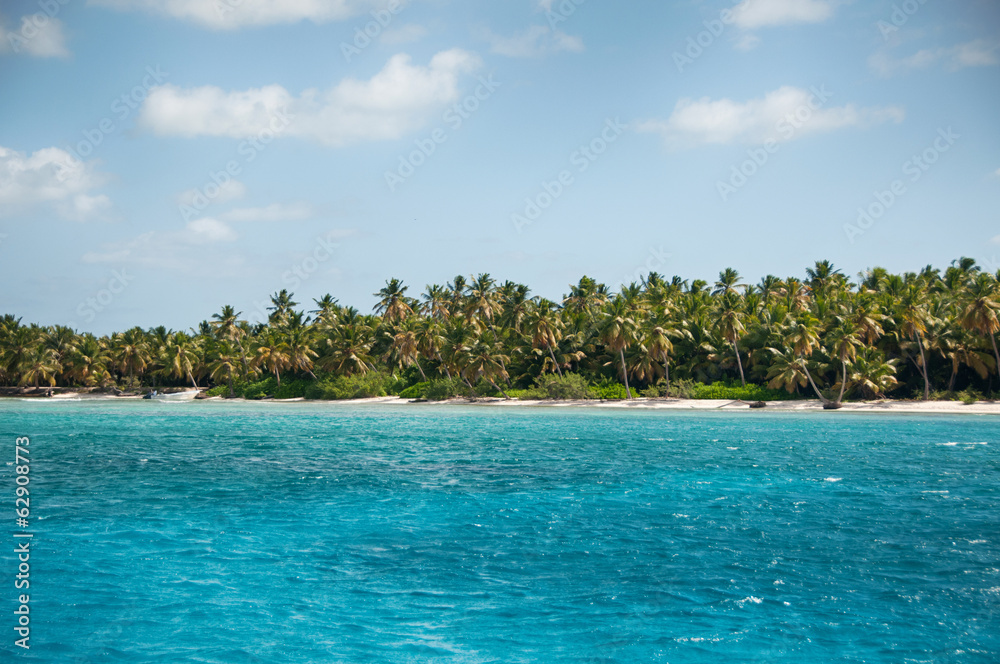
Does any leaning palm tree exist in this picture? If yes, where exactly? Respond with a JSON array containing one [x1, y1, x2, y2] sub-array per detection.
[[826, 317, 863, 405], [849, 348, 899, 399], [783, 313, 828, 403], [596, 296, 638, 398], [388, 317, 427, 381], [896, 285, 932, 400], [208, 340, 239, 397], [212, 305, 249, 378]]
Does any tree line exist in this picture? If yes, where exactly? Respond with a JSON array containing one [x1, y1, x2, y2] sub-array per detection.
[[2, 258, 999, 404]]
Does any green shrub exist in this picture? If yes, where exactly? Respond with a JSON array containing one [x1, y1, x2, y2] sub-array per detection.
[[592, 377, 628, 400], [306, 372, 392, 400], [423, 377, 474, 401], [205, 385, 229, 397], [958, 388, 982, 405], [242, 376, 278, 400], [531, 373, 592, 400], [399, 381, 430, 399], [689, 381, 792, 401]]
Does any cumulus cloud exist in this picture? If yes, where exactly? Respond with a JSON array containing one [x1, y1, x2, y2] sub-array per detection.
[[88, 0, 387, 30], [137, 49, 481, 147], [869, 40, 999, 76], [82, 217, 238, 271], [0, 145, 111, 221], [730, 0, 834, 30], [637, 86, 904, 147], [220, 203, 314, 222], [1, 13, 70, 57], [484, 25, 583, 58]]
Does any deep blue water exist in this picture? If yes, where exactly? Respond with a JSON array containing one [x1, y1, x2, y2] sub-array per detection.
[[1, 400, 998, 663]]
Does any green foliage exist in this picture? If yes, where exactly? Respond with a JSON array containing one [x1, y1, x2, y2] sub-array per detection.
[[205, 385, 229, 397], [530, 373, 592, 400], [305, 371, 392, 400], [399, 381, 431, 399], [689, 380, 793, 401], [958, 388, 982, 405], [423, 377, 475, 401], [242, 376, 278, 400], [591, 377, 628, 400]]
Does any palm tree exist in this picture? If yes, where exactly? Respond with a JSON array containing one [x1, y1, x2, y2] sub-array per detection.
[[462, 331, 511, 399], [267, 290, 299, 327], [112, 327, 151, 389], [716, 291, 747, 386], [849, 348, 899, 399], [960, 272, 1000, 378], [826, 318, 862, 405], [784, 313, 828, 403], [897, 285, 932, 400], [374, 278, 413, 323], [525, 299, 565, 378], [18, 345, 60, 389], [596, 296, 637, 398], [208, 340, 239, 397], [643, 320, 674, 396], [251, 332, 290, 389], [388, 317, 427, 381], [160, 332, 201, 388], [212, 305, 249, 377]]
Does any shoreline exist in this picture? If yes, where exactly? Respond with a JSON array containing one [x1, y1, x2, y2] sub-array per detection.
[[9, 392, 1000, 414]]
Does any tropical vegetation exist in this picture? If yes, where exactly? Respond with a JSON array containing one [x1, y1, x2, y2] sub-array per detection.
[[2, 259, 999, 404]]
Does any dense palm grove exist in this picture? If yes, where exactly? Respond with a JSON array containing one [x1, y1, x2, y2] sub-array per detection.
[[2, 259, 1000, 403]]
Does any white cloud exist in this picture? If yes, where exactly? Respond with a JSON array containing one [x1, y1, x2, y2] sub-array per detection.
[[220, 203, 313, 222], [1, 14, 70, 57], [730, 0, 835, 30], [379, 24, 427, 45], [638, 86, 904, 147], [89, 0, 386, 30], [137, 49, 481, 147], [870, 40, 999, 76], [485, 25, 583, 58], [734, 33, 761, 51], [176, 179, 246, 208], [0, 145, 111, 221], [186, 217, 237, 243]]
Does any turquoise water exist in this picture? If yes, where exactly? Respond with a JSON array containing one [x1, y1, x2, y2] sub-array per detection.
[[1, 401, 998, 663]]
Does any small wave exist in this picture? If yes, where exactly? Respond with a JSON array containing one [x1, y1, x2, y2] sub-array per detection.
[[824, 478, 843, 483]]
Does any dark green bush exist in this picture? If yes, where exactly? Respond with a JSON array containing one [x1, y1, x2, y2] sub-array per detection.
[[531, 373, 592, 400]]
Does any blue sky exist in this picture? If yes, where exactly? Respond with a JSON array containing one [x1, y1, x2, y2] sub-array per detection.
[[1, 0, 998, 334]]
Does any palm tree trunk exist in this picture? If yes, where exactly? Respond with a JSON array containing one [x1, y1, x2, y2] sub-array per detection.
[[619, 348, 633, 399], [489, 378, 510, 400], [548, 345, 564, 378], [733, 339, 746, 387], [802, 359, 828, 404], [948, 363, 957, 393], [227, 367, 234, 398], [990, 333, 1000, 384], [836, 361, 847, 404], [188, 370, 197, 388], [275, 368, 281, 389], [915, 333, 930, 400], [662, 351, 670, 397], [415, 360, 428, 382]]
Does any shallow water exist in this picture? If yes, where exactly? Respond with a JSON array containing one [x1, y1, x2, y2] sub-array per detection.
[[1, 400, 998, 662]]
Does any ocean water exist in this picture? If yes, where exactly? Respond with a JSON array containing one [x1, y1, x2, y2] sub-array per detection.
[[1, 400, 998, 663]]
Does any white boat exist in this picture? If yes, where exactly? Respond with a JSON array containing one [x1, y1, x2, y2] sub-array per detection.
[[143, 389, 201, 401]]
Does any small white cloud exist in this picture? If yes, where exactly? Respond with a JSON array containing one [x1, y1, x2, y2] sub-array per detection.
[[220, 203, 313, 222], [185, 217, 237, 243], [730, 0, 834, 30], [379, 24, 427, 46], [870, 40, 999, 76], [0, 145, 110, 221], [176, 179, 246, 208], [485, 25, 583, 58], [1, 14, 70, 57], [638, 86, 904, 147], [734, 34, 761, 51], [89, 0, 387, 30], [138, 49, 481, 147]]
